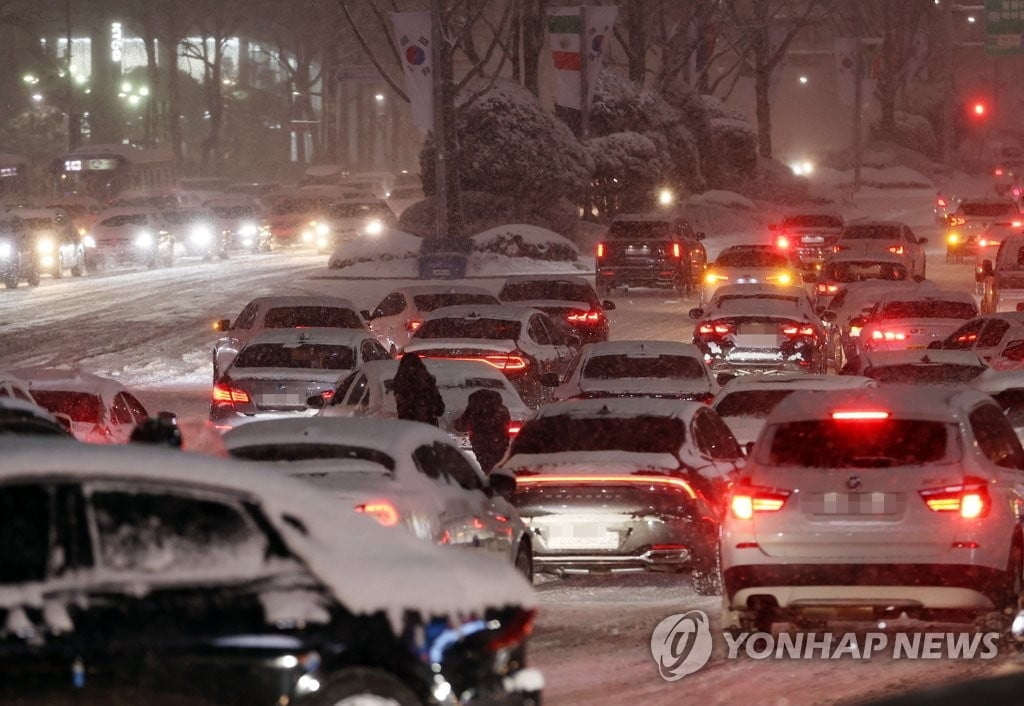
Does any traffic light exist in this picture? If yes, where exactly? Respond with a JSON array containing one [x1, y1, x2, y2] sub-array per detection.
[[970, 100, 989, 120]]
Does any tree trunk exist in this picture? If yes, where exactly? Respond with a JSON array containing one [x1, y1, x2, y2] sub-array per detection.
[[159, 21, 183, 161], [89, 13, 120, 145], [201, 38, 225, 175], [754, 63, 772, 159], [511, 0, 521, 83], [440, 35, 464, 237], [626, 0, 646, 85], [143, 31, 159, 147], [522, 0, 545, 97], [875, 35, 898, 139]]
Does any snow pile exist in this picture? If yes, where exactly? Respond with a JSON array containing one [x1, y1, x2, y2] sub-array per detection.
[[814, 165, 933, 190], [472, 224, 578, 262], [688, 190, 755, 210], [328, 228, 421, 270]]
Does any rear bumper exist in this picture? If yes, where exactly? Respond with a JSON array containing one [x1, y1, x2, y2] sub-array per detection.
[[597, 263, 693, 287], [534, 546, 694, 574], [209, 405, 318, 430]]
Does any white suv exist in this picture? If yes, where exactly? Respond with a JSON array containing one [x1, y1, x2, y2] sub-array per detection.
[[722, 386, 1024, 633]]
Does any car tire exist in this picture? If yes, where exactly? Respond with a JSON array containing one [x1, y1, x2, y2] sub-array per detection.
[[315, 667, 421, 706], [3, 274, 18, 289], [514, 541, 534, 584], [53, 253, 64, 279], [26, 269, 40, 287], [71, 253, 85, 277]]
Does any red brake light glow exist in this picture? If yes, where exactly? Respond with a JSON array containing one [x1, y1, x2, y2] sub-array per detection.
[[781, 323, 816, 337], [437, 354, 529, 371], [936, 198, 947, 208], [870, 329, 907, 342], [567, 310, 603, 324], [597, 242, 605, 258], [698, 320, 733, 336], [507, 421, 522, 436], [996, 168, 1005, 176], [888, 245, 904, 255], [831, 410, 890, 420], [354, 500, 400, 527], [212, 384, 250, 404], [775, 234, 790, 250], [516, 474, 697, 499], [672, 242, 682, 258], [730, 487, 791, 519], [405, 319, 423, 332], [816, 283, 839, 294], [919, 478, 990, 519]]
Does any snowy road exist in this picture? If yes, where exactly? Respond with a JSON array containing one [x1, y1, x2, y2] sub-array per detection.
[[0, 186, 1018, 704]]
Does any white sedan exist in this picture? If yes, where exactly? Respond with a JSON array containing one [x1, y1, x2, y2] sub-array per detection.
[[363, 284, 499, 355]]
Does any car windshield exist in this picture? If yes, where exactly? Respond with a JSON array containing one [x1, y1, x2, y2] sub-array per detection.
[[782, 215, 843, 229], [608, 221, 671, 239], [510, 415, 685, 455], [416, 317, 521, 340], [959, 202, 1017, 217], [825, 261, 908, 282], [161, 211, 208, 224], [582, 355, 706, 380], [228, 443, 395, 474], [501, 281, 598, 305], [233, 343, 355, 370], [765, 419, 950, 467], [714, 389, 797, 418], [262, 306, 363, 329], [864, 363, 988, 385], [879, 301, 976, 319], [843, 225, 902, 239], [29, 390, 102, 423], [412, 293, 498, 311], [715, 249, 789, 268]]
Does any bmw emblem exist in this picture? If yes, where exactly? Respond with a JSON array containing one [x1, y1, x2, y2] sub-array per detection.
[[846, 475, 862, 490]]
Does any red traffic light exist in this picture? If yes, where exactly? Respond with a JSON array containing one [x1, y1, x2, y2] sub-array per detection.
[[972, 101, 988, 118]]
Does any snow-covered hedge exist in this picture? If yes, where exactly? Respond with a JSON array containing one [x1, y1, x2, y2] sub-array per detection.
[[471, 224, 578, 262], [870, 111, 938, 160], [328, 229, 421, 269], [398, 191, 579, 242], [587, 131, 668, 213]]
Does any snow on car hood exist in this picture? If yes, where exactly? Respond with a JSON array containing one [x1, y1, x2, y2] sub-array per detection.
[[502, 450, 681, 475], [578, 378, 712, 398]]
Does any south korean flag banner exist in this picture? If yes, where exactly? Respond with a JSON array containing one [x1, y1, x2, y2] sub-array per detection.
[[392, 11, 433, 129]]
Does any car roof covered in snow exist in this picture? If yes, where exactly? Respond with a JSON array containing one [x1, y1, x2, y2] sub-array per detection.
[[767, 385, 992, 425], [222, 416, 456, 456], [354, 358, 515, 385], [0, 440, 533, 621], [610, 213, 676, 223], [249, 295, 359, 310], [390, 284, 496, 298], [824, 250, 906, 265], [972, 369, 1024, 394], [578, 340, 703, 359], [859, 349, 987, 369], [530, 397, 706, 422], [420, 304, 540, 323], [12, 368, 130, 399], [875, 287, 976, 306], [716, 373, 877, 396], [242, 327, 375, 347]]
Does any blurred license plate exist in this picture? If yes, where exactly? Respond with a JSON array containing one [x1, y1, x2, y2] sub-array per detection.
[[545, 523, 619, 550], [807, 492, 900, 515], [735, 334, 778, 348], [433, 269, 450, 276], [260, 393, 300, 406]]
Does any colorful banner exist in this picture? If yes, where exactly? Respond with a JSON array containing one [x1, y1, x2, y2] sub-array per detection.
[[548, 6, 618, 110], [392, 11, 433, 129]]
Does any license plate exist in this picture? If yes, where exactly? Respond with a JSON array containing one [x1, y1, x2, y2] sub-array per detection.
[[801, 236, 825, 244], [807, 492, 901, 515], [736, 277, 759, 284], [735, 334, 778, 348], [260, 393, 300, 406], [544, 523, 619, 550]]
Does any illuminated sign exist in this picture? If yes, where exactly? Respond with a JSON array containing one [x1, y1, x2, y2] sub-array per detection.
[[0, 167, 18, 178], [111, 22, 123, 64], [64, 160, 82, 172], [87, 159, 118, 170]]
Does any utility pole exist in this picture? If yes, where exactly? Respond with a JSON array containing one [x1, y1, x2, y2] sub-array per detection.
[[431, 0, 447, 238], [853, 37, 863, 192], [941, 0, 955, 168], [579, 4, 589, 140]]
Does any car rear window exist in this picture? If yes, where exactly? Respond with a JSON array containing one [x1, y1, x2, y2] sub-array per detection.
[[864, 363, 988, 385], [608, 221, 671, 239], [416, 318, 521, 340], [715, 249, 789, 268], [824, 261, 908, 283], [30, 390, 101, 423], [765, 419, 951, 467], [501, 281, 598, 306], [714, 390, 796, 418], [229, 443, 395, 473], [842, 225, 902, 239], [510, 416, 685, 455], [263, 306, 363, 329], [233, 343, 356, 370], [582, 355, 706, 380], [959, 202, 1017, 217], [782, 215, 843, 229], [879, 301, 976, 319], [413, 293, 498, 311]]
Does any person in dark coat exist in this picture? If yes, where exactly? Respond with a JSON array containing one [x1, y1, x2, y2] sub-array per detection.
[[453, 389, 511, 474], [393, 352, 445, 426]]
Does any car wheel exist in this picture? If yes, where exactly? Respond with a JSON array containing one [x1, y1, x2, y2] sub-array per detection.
[[3, 274, 18, 289], [71, 252, 85, 277], [316, 667, 421, 706], [514, 541, 534, 584], [53, 253, 64, 279], [26, 269, 40, 287]]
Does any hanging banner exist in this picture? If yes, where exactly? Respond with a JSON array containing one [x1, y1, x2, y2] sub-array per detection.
[[548, 6, 618, 110], [392, 11, 433, 130]]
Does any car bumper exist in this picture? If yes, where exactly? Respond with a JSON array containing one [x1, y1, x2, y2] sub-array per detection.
[[995, 291, 1024, 313], [209, 405, 318, 430], [533, 546, 694, 574], [597, 264, 690, 287]]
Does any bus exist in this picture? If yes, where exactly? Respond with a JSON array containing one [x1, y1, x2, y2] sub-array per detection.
[[51, 144, 178, 206], [0, 154, 30, 203]]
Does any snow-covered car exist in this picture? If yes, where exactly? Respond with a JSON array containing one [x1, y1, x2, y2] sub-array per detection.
[[932, 312, 1024, 370], [943, 196, 1020, 263], [12, 207, 87, 278], [210, 328, 389, 429], [0, 369, 35, 402], [551, 340, 716, 402], [0, 440, 541, 705], [223, 417, 534, 576], [498, 275, 615, 344], [722, 386, 1024, 633], [980, 233, 1024, 313], [159, 206, 227, 259], [0, 217, 40, 288], [85, 208, 174, 269], [701, 245, 797, 305], [808, 251, 910, 310], [13, 368, 150, 443], [770, 211, 845, 271], [833, 220, 928, 279], [315, 359, 529, 451], [0, 397, 72, 437], [972, 369, 1024, 444], [853, 287, 978, 354], [262, 191, 323, 247], [212, 295, 368, 382], [310, 198, 397, 253], [690, 284, 827, 377], [204, 196, 273, 253], [364, 284, 500, 355], [853, 349, 990, 386], [403, 305, 576, 407], [595, 214, 707, 295], [712, 373, 877, 446], [501, 398, 744, 588]]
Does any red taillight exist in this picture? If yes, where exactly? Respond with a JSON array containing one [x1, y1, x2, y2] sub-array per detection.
[[321, 389, 335, 401], [979, 238, 999, 248], [888, 245, 904, 255], [730, 486, 791, 519], [672, 242, 682, 258], [596, 242, 605, 258], [438, 354, 530, 372], [698, 320, 733, 336], [870, 329, 907, 342], [816, 283, 839, 294], [507, 421, 522, 437], [212, 383, 250, 404], [405, 319, 422, 332], [775, 234, 791, 250], [831, 410, 890, 420], [567, 309, 603, 324], [919, 477, 990, 519], [996, 168, 1005, 176], [355, 500, 400, 527], [486, 609, 536, 652], [516, 474, 697, 499], [781, 322, 816, 337], [937, 197, 948, 208]]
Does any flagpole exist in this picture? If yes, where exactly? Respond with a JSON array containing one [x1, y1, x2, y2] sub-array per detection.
[[579, 4, 589, 140], [432, 0, 448, 238]]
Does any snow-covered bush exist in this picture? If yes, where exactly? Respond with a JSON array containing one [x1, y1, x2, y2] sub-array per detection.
[[398, 191, 579, 242], [587, 131, 668, 213], [328, 229, 421, 269], [870, 112, 938, 160], [471, 224, 578, 262]]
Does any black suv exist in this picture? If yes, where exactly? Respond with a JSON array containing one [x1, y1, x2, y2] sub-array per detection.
[[0, 218, 40, 289], [596, 215, 706, 295]]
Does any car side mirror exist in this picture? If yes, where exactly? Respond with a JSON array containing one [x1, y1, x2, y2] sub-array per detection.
[[1004, 340, 1024, 362], [716, 372, 737, 387], [540, 371, 561, 387], [917, 237, 928, 245], [821, 310, 837, 324], [982, 260, 995, 277], [488, 471, 517, 498], [689, 307, 704, 320], [695, 231, 706, 241], [802, 271, 818, 283], [306, 395, 326, 409], [360, 309, 372, 320], [213, 318, 231, 332], [602, 299, 616, 311]]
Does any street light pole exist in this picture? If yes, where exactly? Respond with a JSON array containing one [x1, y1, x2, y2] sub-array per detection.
[[941, 0, 955, 168], [432, 0, 447, 239]]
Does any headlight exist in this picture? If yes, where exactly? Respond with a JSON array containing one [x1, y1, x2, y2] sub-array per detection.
[[301, 229, 314, 243], [135, 231, 154, 248], [190, 225, 213, 245], [77, 226, 87, 236], [36, 237, 55, 254], [0, 242, 12, 258], [315, 222, 330, 237], [364, 218, 384, 236], [317, 237, 329, 250], [83, 235, 96, 248], [776, 272, 793, 285], [239, 223, 257, 237], [947, 232, 961, 245]]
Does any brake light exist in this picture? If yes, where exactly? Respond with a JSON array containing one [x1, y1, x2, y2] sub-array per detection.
[[730, 486, 791, 519], [672, 242, 682, 258], [698, 320, 733, 336], [1014, 221, 1022, 228], [438, 354, 530, 372], [320, 389, 335, 401], [919, 477, 990, 519], [704, 272, 728, 284], [486, 609, 536, 653], [354, 500, 400, 527], [507, 421, 522, 436], [567, 309, 603, 324], [979, 238, 999, 248], [405, 319, 422, 332], [597, 242, 605, 258], [516, 474, 697, 499], [937, 197, 947, 208], [888, 245, 904, 255], [870, 329, 907, 342], [831, 410, 890, 420], [775, 234, 790, 250], [816, 283, 839, 294], [212, 383, 250, 404], [781, 323, 816, 337], [996, 168, 1005, 176]]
